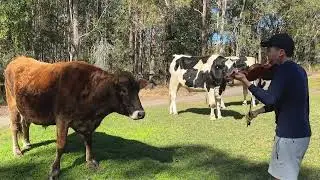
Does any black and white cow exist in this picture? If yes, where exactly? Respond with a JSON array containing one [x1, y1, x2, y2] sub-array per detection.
[[225, 56, 258, 106], [168, 54, 229, 120]]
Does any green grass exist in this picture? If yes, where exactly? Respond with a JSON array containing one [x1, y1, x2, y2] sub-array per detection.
[[0, 95, 319, 180], [0, 76, 320, 180], [309, 76, 320, 90]]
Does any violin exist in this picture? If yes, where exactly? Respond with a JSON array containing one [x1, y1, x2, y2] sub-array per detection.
[[228, 62, 278, 81]]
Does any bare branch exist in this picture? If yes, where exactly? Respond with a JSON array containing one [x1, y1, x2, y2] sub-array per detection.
[[79, 5, 108, 40], [194, 8, 203, 15]]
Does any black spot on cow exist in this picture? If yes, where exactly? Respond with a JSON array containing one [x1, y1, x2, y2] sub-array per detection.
[[194, 71, 209, 89], [233, 57, 248, 70], [183, 69, 218, 90], [174, 56, 210, 71], [239, 56, 247, 62], [183, 69, 198, 87], [209, 56, 228, 85]]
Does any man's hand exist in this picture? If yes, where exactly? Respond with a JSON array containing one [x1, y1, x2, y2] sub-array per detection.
[[245, 107, 267, 126], [247, 110, 258, 120], [246, 110, 258, 126], [232, 72, 252, 88], [233, 72, 247, 81]]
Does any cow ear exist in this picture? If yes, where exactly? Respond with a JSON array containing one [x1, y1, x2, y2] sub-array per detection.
[[138, 79, 148, 89]]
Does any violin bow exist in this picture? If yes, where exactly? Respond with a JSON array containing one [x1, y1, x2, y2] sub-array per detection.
[[247, 92, 253, 127]]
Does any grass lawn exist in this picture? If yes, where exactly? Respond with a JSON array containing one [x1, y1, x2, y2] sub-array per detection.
[[0, 81, 319, 179]]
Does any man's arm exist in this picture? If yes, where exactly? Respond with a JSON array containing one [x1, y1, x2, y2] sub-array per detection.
[[264, 104, 275, 112], [241, 70, 287, 106], [252, 105, 274, 116], [247, 105, 274, 121]]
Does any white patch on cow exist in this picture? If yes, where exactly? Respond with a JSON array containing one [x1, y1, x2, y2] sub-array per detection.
[[172, 54, 192, 59], [178, 68, 187, 86], [193, 60, 205, 70], [200, 54, 219, 72], [225, 59, 234, 69], [225, 56, 257, 68], [192, 69, 201, 86], [130, 110, 145, 120], [245, 57, 257, 67], [225, 56, 239, 61]]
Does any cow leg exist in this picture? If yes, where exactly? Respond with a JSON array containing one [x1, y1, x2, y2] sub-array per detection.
[[21, 118, 31, 149], [9, 109, 23, 156], [220, 97, 226, 109], [251, 81, 257, 107], [205, 93, 208, 105], [169, 77, 179, 115], [50, 120, 69, 179], [207, 90, 216, 120], [242, 85, 248, 105], [214, 88, 222, 119], [78, 132, 99, 169], [207, 88, 222, 120]]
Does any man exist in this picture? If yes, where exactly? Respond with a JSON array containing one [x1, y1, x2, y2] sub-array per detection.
[[233, 33, 312, 180]]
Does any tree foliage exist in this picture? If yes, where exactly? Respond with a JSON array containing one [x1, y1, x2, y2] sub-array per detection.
[[0, 0, 319, 83]]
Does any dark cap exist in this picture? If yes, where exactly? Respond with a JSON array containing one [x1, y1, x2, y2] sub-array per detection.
[[261, 33, 295, 57]]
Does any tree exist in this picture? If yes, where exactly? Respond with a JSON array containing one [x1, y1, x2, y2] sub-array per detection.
[[68, 0, 80, 61]]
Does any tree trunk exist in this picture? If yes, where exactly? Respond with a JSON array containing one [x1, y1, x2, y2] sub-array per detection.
[[149, 28, 155, 80], [68, 0, 80, 61], [138, 29, 143, 74], [236, 0, 246, 56], [134, 28, 138, 74], [128, 0, 135, 73], [164, 0, 174, 84], [201, 0, 207, 56], [219, 0, 227, 55]]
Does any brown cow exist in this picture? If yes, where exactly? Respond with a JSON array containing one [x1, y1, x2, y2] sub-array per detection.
[[4, 56, 147, 179]]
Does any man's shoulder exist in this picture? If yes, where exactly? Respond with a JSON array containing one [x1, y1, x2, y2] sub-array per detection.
[[282, 60, 306, 72]]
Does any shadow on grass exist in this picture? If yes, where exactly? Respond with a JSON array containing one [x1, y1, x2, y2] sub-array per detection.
[[224, 100, 261, 107], [0, 162, 41, 180], [178, 108, 244, 119], [65, 132, 174, 163], [224, 101, 246, 106], [1, 132, 319, 179], [22, 139, 55, 153]]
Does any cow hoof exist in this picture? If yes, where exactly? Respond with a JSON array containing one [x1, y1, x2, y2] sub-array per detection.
[[242, 102, 247, 106], [13, 149, 23, 157], [49, 168, 60, 180], [217, 116, 222, 119], [23, 144, 31, 150], [210, 117, 216, 120], [87, 159, 99, 169]]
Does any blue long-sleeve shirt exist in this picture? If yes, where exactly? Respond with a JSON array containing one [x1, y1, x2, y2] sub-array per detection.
[[248, 60, 311, 138]]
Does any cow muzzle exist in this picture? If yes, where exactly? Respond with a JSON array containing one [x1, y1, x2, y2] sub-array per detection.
[[130, 110, 145, 120]]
